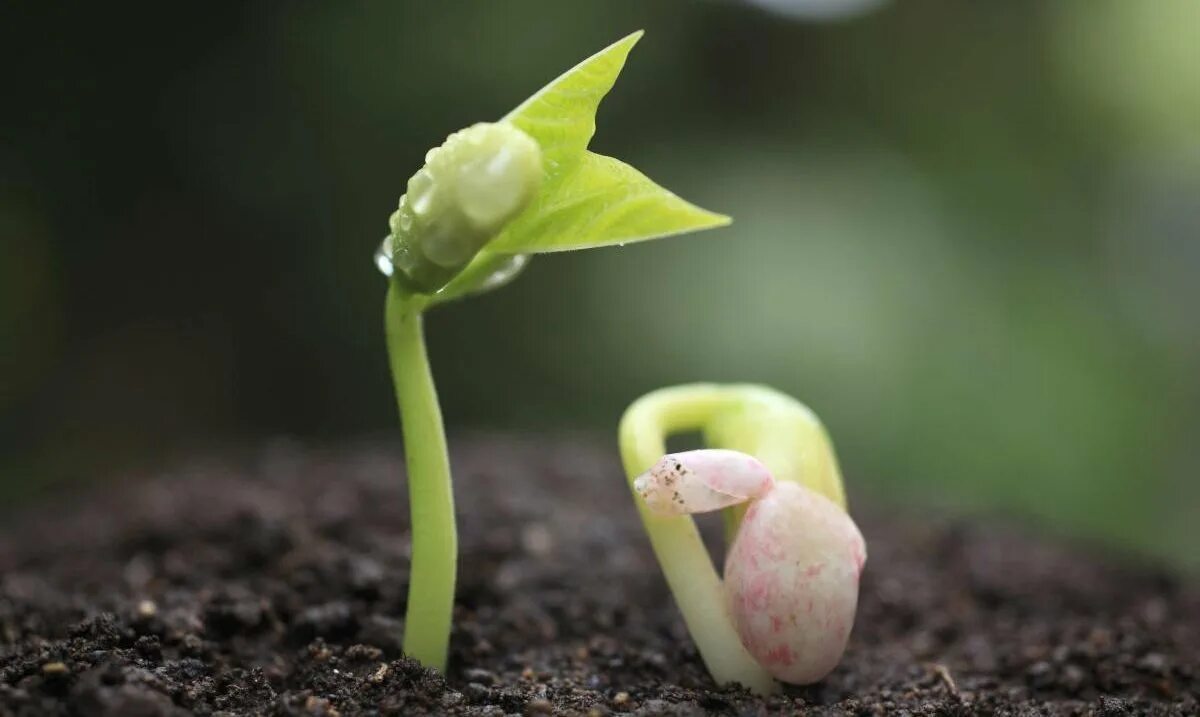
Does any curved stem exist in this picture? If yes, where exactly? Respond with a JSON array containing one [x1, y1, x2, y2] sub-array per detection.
[[619, 383, 848, 695], [385, 280, 455, 671], [619, 385, 777, 695]]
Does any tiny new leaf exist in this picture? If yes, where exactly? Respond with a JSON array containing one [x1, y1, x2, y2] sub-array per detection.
[[428, 31, 728, 304], [490, 30, 730, 254]]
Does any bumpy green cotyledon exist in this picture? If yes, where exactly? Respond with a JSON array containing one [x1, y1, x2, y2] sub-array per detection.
[[388, 122, 543, 293]]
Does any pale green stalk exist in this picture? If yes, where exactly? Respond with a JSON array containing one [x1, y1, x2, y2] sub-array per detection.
[[385, 280, 455, 671], [619, 385, 776, 694]]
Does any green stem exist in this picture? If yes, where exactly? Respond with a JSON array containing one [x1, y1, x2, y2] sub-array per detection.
[[385, 279, 455, 672], [619, 384, 778, 695]]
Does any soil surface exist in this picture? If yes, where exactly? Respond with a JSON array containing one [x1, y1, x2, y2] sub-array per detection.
[[1, 437, 1196, 716]]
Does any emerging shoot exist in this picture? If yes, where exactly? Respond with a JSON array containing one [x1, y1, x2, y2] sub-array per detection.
[[388, 123, 543, 294], [620, 384, 866, 693], [379, 33, 730, 672]]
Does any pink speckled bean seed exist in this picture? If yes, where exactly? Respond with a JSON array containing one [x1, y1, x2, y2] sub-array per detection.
[[633, 449, 866, 685], [724, 482, 866, 684], [634, 449, 775, 515]]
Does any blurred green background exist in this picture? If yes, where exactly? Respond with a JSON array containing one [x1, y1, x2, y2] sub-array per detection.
[[2, 1, 1197, 567]]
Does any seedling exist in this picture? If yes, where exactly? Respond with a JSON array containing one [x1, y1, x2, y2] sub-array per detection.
[[620, 383, 866, 694], [377, 33, 730, 672]]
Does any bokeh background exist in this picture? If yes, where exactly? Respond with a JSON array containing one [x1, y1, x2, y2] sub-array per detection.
[[2, 1, 1197, 567]]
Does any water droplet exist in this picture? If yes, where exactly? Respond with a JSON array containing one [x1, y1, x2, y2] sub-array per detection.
[[374, 235, 394, 277], [472, 254, 529, 293], [408, 170, 436, 216]]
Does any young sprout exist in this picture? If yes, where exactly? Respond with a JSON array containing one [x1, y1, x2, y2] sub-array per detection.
[[378, 33, 730, 672], [620, 384, 866, 693]]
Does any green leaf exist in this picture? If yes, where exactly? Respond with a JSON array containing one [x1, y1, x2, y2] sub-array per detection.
[[488, 151, 730, 254], [492, 30, 729, 254], [502, 30, 643, 181]]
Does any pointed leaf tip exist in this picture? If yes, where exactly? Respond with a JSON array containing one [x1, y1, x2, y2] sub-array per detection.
[[490, 152, 730, 254], [502, 31, 644, 177], [489, 31, 729, 255]]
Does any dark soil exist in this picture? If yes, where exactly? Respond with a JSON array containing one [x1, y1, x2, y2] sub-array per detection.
[[1, 437, 1196, 716]]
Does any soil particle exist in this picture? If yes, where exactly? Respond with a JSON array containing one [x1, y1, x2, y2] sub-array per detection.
[[1, 437, 1197, 715]]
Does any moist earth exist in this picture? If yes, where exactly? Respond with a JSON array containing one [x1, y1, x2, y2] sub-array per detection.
[[1, 437, 1196, 716]]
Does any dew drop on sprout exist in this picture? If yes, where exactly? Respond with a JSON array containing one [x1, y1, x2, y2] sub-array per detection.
[[375, 236, 530, 298], [634, 449, 866, 685], [375, 235, 395, 278], [469, 254, 530, 294]]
